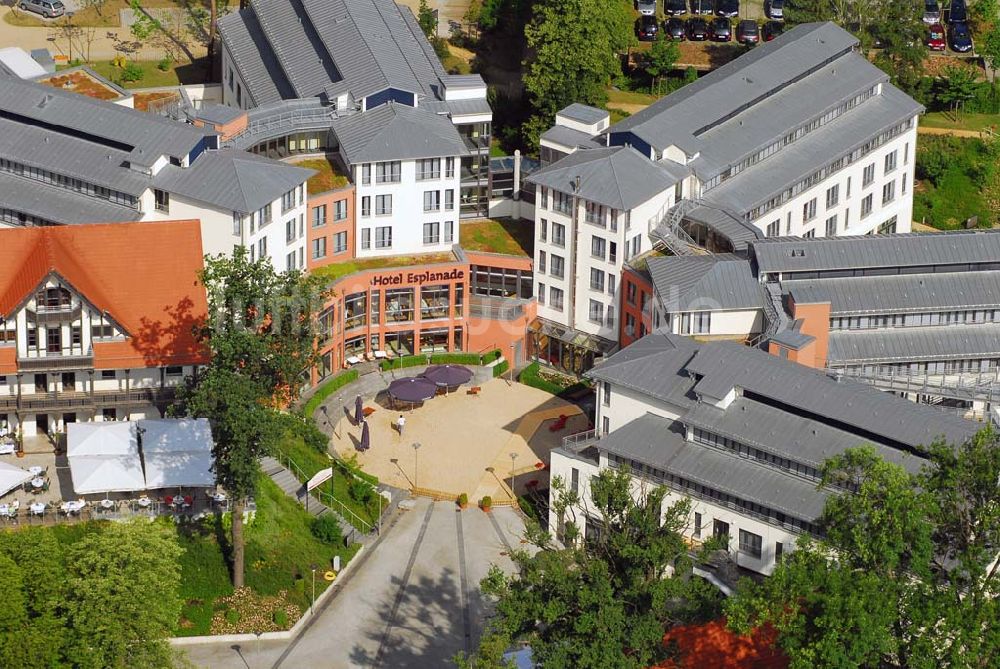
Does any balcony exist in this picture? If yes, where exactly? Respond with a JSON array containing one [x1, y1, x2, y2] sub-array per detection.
[[0, 387, 176, 412], [461, 135, 491, 153], [469, 295, 528, 321], [29, 306, 82, 325], [18, 353, 95, 372]]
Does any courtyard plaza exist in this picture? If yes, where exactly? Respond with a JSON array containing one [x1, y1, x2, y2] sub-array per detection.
[[327, 376, 589, 504]]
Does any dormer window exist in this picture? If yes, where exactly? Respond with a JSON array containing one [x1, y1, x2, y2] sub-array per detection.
[[36, 287, 71, 312]]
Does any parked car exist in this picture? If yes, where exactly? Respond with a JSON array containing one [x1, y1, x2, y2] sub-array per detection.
[[736, 19, 760, 44], [710, 17, 732, 41], [715, 0, 739, 17], [637, 0, 657, 17], [691, 0, 713, 15], [948, 21, 973, 52], [665, 0, 688, 15], [636, 15, 660, 41], [926, 23, 946, 50], [687, 17, 710, 40], [923, 0, 941, 24], [665, 17, 687, 40], [762, 20, 784, 41], [948, 0, 967, 23], [18, 0, 64, 18], [765, 0, 784, 20]]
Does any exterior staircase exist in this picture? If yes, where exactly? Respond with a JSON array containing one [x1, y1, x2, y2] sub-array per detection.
[[648, 199, 708, 256], [261, 456, 364, 545]]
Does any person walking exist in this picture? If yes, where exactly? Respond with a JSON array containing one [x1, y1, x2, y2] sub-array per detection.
[[396, 414, 406, 436]]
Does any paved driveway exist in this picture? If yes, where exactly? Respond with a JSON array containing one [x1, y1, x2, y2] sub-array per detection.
[[182, 498, 528, 669]]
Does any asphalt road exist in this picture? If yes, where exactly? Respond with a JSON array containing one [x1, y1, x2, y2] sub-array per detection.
[[181, 498, 528, 669]]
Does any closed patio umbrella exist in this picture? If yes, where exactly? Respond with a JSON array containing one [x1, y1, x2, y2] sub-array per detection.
[[388, 377, 437, 405], [355, 395, 364, 425], [423, 365, 473, 388], [360, 421, 370, 452]]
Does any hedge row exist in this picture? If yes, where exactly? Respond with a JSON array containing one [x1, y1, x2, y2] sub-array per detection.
[[333, 457, 379, 487], [492, 359, 510, 378], [518, 362, 590, 397], [429, 353, 483, 365], [379, 350, 503, 372], [302, 369, 359, 418]]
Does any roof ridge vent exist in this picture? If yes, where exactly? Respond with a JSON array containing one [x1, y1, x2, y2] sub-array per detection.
[[37, 94, 53, 109]]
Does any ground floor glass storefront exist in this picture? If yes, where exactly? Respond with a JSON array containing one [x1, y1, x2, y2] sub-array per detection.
[[528, 319, 617, 376]]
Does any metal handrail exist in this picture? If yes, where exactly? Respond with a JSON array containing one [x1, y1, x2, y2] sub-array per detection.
[[275, 452, 373, 534], [562, 428, 598, 447]]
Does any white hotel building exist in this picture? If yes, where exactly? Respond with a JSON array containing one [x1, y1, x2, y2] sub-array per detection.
[[550, 332, 977, 575], [527, 22, 920, 362]]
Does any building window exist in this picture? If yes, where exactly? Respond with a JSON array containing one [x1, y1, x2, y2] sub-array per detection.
[[552, 190, 572, 214], [550, 287, 564, 311], [680, 311, 711, 334], [375, 194, 392, 216], [345, 292, 368, 330], [361, 228, 371, 250], [570, 467, 579, 494], [375, 161, 401, 184], [445, 190, 454, 211], [804, 229, 816, 238], [588, 299, 604, 324], [334, 200, 348, 221], [884, 150, 897, 175], [882, 180, 895, 205], [602, 415, 610, 434], [361, 196, 371, 217], [713, 519, 730, 543], [165, 365, 184, 376], [423, 221, 441, 244], [825, 184, 839, 209], [362, 164, 371, 185], [608, 273, 616, 295], [375, 226, 392, 249], [609, 241, 617, 264], [539, 218, 547, 242], [552, 222, 566, 247], [694, 512, 702, 538], [550, 255, 565, 279], [627, 282, 637, 305], [607, 305, 615, 328], [311, 205, 326, 228], [417, 158, 441, 181], [863, 163, 875, 187], [259, 203, 272, 226], [286, 252, 296, 271], [802, 198, 817, 222], [420, 284, 451, 320], [590, 268, 605, 292], [877, 216, 897, 234], [286, 218, 296, 243], [846, 176, 852, 198], [386, 288, 415, 323], [154, 189, 169, 213], [904, 142, 909, 165], [91, 324, 114, 339], [591, 236, 606, 260], [775, 542, 784, 561], [766, 219, 779, 237], [101, 370, 116, 380], [258, 236, 267, 258], [423, 190, 441, 212], [281, 188, 296, 213], [585, 201, 605, 225], [861, 193, 873, 218], [233, 213, 242, 236], [445, 157, 455, 178], [901, 173, 907, 196], [602, 381, 611, 406], [312, 237, 327, 259], [739, 529, 763, 559], [444, 220, 454, 243], [540, 187, 548, 209], [538, 282, 546, 305], [538, 250, 546, 274], [333, 231, 348, 253], [825, 214, 837, 237]]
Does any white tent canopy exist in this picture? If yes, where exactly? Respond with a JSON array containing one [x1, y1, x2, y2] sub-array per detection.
[[139, 418, 215, 489], [67, 422, 145, 494], [0, 461, 32, 497]]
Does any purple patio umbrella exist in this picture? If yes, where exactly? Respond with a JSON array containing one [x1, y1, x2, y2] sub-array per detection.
[[423, 364, 474, 388], [359, 421, 370, 452], [354, 395, 364, 425], [388, 376, 438, 405]]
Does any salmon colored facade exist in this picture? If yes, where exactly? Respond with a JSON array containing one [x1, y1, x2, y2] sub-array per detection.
[[312, 250, 533, 383], [767, 298, 831, 369], [619, 267, 655, 348], [306, 186, 356, 271]]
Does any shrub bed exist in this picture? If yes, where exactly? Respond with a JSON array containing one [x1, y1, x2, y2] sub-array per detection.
[[303, 369, 359, 418], [518, 362, 591, 397]]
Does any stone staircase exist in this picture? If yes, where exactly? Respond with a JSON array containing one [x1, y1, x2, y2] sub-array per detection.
[[261, 456, 363, 545]]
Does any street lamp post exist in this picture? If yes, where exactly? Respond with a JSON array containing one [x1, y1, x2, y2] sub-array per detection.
[[509, 452, 518, 499], [310, 564, 318, 615], [65, 12, 75, 62], [412, 442, 422, 490]]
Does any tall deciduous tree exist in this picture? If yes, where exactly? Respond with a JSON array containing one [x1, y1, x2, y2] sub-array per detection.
[[176, 248, 323, 587], [457, 468, 722, 668], [645, 33, 680, 94], [727, 429, 1000, 669], [522, 0, 634, 146], [63, 521, 183, 669]]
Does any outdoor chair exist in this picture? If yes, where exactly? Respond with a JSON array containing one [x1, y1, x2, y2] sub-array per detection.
[[467, 386, 481, 396]]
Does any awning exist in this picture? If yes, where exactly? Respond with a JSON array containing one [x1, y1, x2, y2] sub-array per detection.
[[139, 418, 215, 489], [67, 422, 145, 494], [0, 461, 32, 497]]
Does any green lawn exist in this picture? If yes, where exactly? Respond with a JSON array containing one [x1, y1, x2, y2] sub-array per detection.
[[913, 135, 994, 230], [292, 157, 351, 194], [312, 252, 456, 282], [459, 218, 534, 257], [921, 112, 1000, 132], [606, 88, 659, 106]]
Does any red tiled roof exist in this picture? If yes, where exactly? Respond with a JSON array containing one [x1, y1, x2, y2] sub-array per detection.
[[0, 221, 209, 372], [655, 618, 789, 669]]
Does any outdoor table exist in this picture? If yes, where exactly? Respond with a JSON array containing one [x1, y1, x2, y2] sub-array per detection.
[[61, 501, 84, 514], [136, 497, 152, 508], [29, 502, 44, 516], [0, 504, 9, 516], [347, 355, 362, 365], [27, 466, 43, 476], [210, 493, 227, 504], [100, 499, 115, 510], [374, 350, 388, 359], [0, 443, 14, 456], [30, 477, 44, 489]]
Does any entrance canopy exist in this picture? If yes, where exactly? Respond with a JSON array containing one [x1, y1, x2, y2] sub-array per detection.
[[67, 422, 145, 494], [139, 418, 215, 489], [0, 461, 32, 497]]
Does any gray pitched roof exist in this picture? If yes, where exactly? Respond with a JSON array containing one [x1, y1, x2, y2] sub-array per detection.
[[647, 254, 764, 312], [684, 203, 762, 252], [153, 150, 314, 214], [827, 323, 1000, 365], [0, 171, 139, 224], [527, 146, 687, 210], [609, 23, 858, 156], [598, 413, 831, 521], [540, 125, 603, 151], [587, 331, 699, 409], [752, 230, 1000, 275], [218, 9, 293, 106], [784, 272, 1000, 315], [558, 103, 608, 125], [683, 339, 977, 448], [189, 103, 247, 126], [331, 102, 467, 163]]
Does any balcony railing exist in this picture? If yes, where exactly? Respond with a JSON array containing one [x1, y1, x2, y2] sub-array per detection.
[[17, 353, 95, 371], [468, 295, 528, 321], [0, 387, 176, 412]]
